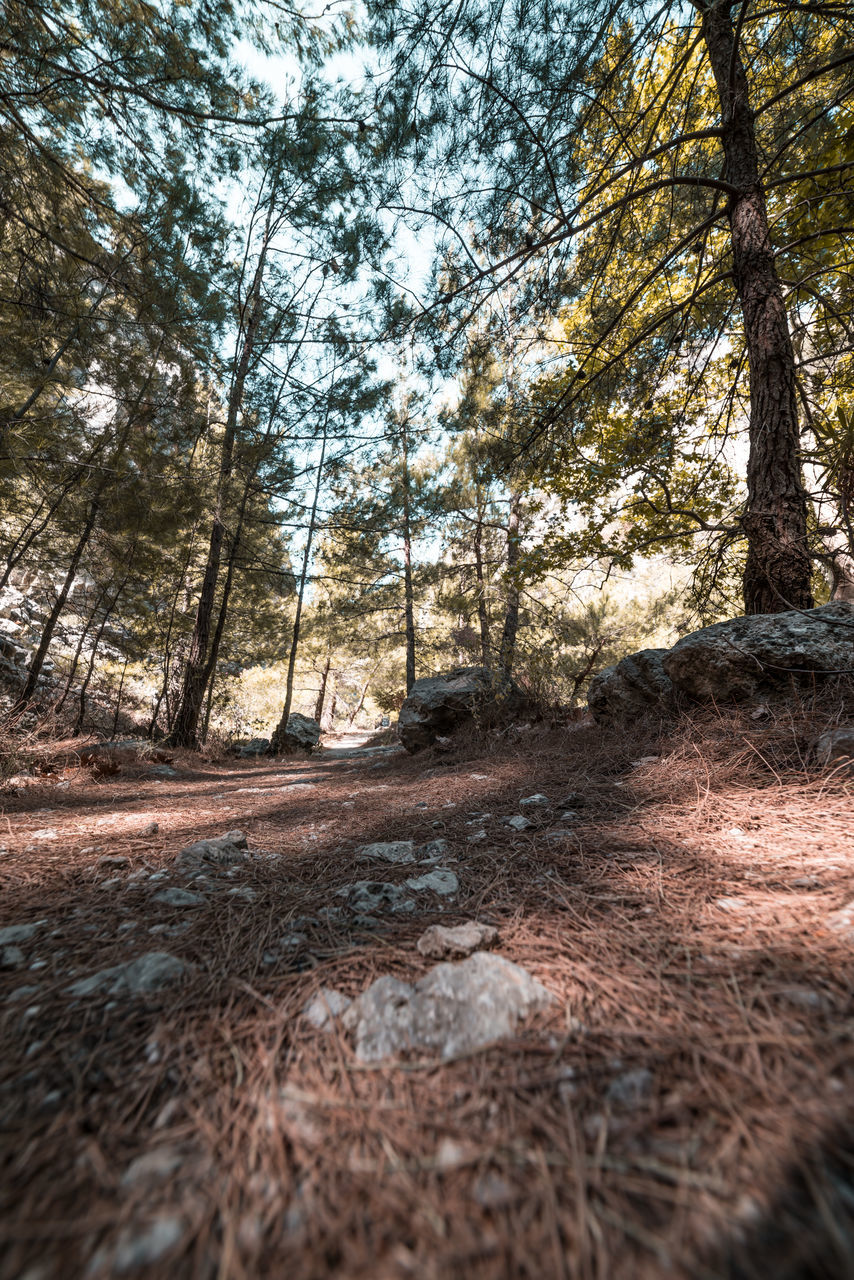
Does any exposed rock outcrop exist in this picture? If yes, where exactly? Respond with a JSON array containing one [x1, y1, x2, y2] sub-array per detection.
[[271, 713, 321, 755], [398, 666, 526, 753], [589, 603, 854, 721]]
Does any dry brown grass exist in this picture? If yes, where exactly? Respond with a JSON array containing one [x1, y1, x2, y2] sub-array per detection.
[[0, 696, 853, 1279]]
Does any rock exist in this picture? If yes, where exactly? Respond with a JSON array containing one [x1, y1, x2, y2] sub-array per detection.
[[472, 1171, 516, 1208], [149, 764, 178, 778], [176, 830, 248, 870], [606, 1068, 654, 1108], [0, 921, 45, 945], [98, 854, 131, 870], [503, 815, 532, 832], [153, 887, 206, 908], [814, 726, 854, 773], [6, 984, 40, 1002], [404, 868, 459, 896], [0, 945, 25, 968], [227, 884, 257, 902], [235, 737, 271, 757], [589, 603, 854, 720], [113, 1215, 184, 1271], [355, 841, 417, 865], [303, 987, 352, 1030], [67, 951, 190, 998], [335, 880, 415, 914], [588, 649, 675, 722], [519, 794, 551, 808], [271, 713, 321, 755], [397, 665, 526, 753], [663, 602, 854, 702], [417, 921, 498, 959], [827, 900, 854, 941], [418, 838, 450, 862], [121, 1147, 184, 1187], [141, 821, 159, 836], [342, 952, 554, 1062]]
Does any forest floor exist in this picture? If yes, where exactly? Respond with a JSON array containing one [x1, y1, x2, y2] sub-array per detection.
[[1, 708, 853, 1280]]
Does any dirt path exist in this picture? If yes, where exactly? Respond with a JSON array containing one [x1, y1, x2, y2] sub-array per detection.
[[1, 719, 853, 1279]]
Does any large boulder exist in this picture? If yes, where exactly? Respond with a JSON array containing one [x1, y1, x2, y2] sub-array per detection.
[[272, 712, 321, 755], [588, 603, 854, 721], [234, 737, 270, 758], [662, 602, 854, 701], [587, 649, 675, 722], [398, 666, 525, 753]]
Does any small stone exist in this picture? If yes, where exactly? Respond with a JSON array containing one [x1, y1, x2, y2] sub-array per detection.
[[607, 1068, 654, 1108], [148, 765, 177, 778], [405, 868, 459, 896], [98, 854, 131, 871], [153, 887, 206, 908], [335, 880, 415, 914], [177, 830, 247, 871], [32, 829, 57, 840], [113, 1215, 184, 1271], [827, 901, 854, 940], [519, 794, 550, 808], [142, 821, 159, 836], [303, 987, 352, 1030], [355, 841, 417, 865], [227, 885, 257, 902], [343, 952, 554, 1062], [418, 838, 449, 861], [121, 1147, 184, 1187], [472, 1171, 516, 1208], [417, 921, 498, 959], [558, 810, 581, 823], [67, 951, 191, 998], [0, 945, 25, 968], [0, 921, 45, 945], [503, 815, 531, 832], [435, 1137, 475, 1170], [6, 984, 40, 1002], [776, 986, 826, 1012]]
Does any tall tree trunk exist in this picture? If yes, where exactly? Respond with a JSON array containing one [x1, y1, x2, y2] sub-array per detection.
[[271, 421, 328, 752], [11, 499, 99, 713], [53, 584, 107, 713], [400, 422, 416, 694], [111, 657, 129, 737], [168, 245, 268, 749], [702, 0, 812, 614], [70, 556, 135, 735], [348, 666, 377, 726], [497, 492, 521, 678], [473, 496, 491, 666], [313, 655, 332, 724]]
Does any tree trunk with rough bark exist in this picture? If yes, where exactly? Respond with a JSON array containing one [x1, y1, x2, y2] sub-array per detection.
[[701, 0, 813, 614], [168, 247, 267, 749], [11, 499, 99, 713], [313, 655, 332, 724], [497, 492, 521, 677], [271, 423, 328, 753], [473, 498, 491, 666]]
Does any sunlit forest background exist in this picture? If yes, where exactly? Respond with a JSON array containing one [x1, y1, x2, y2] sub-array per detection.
[[1, 0, 852, 744]]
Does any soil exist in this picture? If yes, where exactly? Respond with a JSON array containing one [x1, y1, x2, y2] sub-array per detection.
[[1, 713, 853, 1279]]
